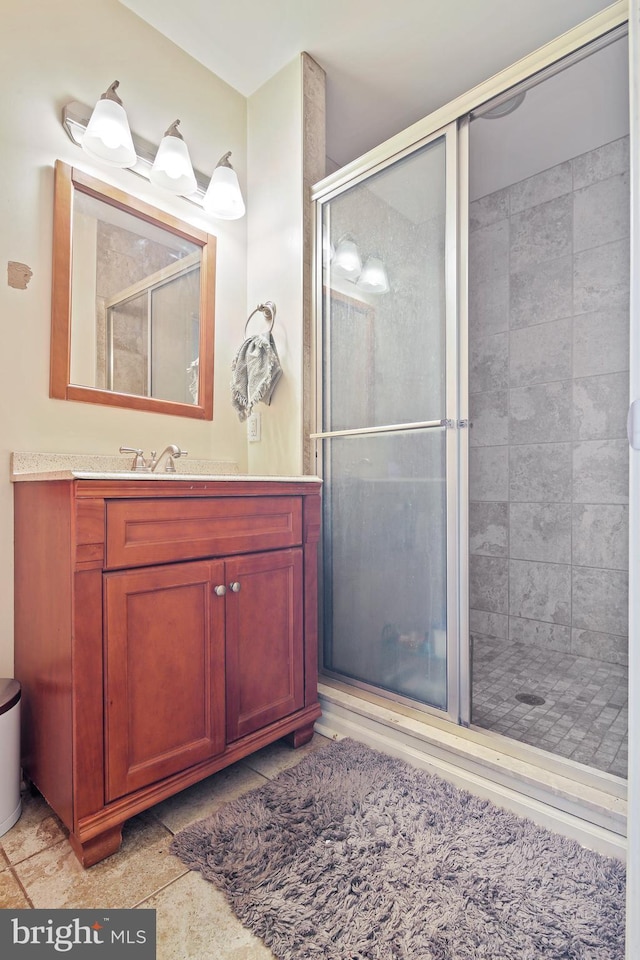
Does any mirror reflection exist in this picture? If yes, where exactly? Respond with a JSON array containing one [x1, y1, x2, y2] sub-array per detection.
[[51, 161, 215, 419], [71, 192, 201, 403]]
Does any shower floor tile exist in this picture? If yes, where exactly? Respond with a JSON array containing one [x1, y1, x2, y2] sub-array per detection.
[[471, 635, 628, 778]]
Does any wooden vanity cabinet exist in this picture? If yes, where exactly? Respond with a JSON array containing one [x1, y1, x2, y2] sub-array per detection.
[[14, 477, 322, 866]]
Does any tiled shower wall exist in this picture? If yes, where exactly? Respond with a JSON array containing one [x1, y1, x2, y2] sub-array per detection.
[[468, 136, 630, 672]]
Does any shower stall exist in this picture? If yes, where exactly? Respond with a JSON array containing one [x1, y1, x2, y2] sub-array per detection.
[[313, 11, 633, 787]]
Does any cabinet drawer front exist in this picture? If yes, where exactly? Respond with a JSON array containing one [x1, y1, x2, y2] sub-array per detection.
[[106, 497, 302, 568]]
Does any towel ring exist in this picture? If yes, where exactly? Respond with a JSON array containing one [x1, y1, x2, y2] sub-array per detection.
[[244, 301, 276, 337]]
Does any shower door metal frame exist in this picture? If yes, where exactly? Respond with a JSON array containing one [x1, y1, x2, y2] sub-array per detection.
[[312, 5, 637, 951], [312, 120, 463, 724], [311, 0, 632, 764], [626, 2, 640, 955]]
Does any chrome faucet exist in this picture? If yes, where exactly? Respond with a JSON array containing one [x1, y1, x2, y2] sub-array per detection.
[[149, 444, 188, 473], [119, 445, 188, 473]]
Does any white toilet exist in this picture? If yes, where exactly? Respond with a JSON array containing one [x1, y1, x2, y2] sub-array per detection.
[[0, 678, 21, 836]]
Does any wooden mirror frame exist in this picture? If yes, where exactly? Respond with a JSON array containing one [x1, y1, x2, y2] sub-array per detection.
[[50, 160, 216, 419]]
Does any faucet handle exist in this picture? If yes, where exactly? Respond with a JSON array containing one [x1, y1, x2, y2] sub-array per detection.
[[119, 446, 147, 471]]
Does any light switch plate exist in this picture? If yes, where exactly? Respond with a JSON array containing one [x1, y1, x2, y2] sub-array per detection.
[[247, 411, 261, 442]]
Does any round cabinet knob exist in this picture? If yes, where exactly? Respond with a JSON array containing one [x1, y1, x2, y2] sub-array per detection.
[[214, 584, 226, 596], [229, 581, 241, 593]]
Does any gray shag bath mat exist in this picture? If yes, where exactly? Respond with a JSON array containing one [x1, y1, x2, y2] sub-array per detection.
[[171, 737, 625, 960]]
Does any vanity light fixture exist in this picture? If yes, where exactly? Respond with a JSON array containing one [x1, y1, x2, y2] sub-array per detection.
[[357, 256, 390, 294], [81, 81, 136, 168], [331, 236, 362, 281], [149, 120, 197, 196], [202, 152, 246, 220], [62, 90, 245, 219], [327, 236, 390, 294]]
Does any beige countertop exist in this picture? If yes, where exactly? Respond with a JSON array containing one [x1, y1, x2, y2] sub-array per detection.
[[10, 452, 320, 484]]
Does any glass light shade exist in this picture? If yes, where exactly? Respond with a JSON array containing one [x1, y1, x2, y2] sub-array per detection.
[[357, 256, 390, 294], [203, 163, 245, 220], [332, 238, 362, 280], [82, 98, 136, 168], [150, 132, 197, 196]]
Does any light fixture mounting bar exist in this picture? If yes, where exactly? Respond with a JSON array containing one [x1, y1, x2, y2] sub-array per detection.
[[62, 100, 210, 202]]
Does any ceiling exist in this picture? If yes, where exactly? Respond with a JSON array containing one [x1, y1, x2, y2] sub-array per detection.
[[119, 0, 615, 168]]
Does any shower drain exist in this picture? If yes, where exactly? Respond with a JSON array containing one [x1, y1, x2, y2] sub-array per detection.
[[515, 692, 546, 706]]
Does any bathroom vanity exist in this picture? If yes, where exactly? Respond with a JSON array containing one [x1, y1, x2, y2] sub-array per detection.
[[13, 466, 322, 866]]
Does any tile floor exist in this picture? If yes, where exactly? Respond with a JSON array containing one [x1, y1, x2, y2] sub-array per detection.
[[471, 636, 628, 778], [0, 734, 331, 959]]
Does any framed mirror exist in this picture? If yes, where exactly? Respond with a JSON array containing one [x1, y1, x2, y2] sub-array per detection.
[[50, 161, 216, 419]]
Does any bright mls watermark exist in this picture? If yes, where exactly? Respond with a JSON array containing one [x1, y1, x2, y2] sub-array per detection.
[[0, 910, 156, 958]]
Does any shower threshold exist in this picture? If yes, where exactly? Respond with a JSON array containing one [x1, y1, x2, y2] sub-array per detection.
[[316, 679, 627, 861]]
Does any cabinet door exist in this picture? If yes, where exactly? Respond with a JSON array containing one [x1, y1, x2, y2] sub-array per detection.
[[104, 560, 225, 801], [225, 548, 304, 741]]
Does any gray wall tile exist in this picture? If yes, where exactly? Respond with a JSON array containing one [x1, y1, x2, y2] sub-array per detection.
[[469, 610, 508, 639], [572, 567, 628, 636], [574, 238, 630, 314], [573, 172, 630, 252], [572, 372, 628, 440], [572, 504, 629, 570], [468, 273, 509, 337], [509, 443, 572, 502], [573, 439, 629, 504], [469, 390, 508, 446], [469, 501, 508, 556], [469, 189, 509, 232], [469, 446, 508, 501], [510, 195, 572, 272], [470, 556, 509, 614], [509, 256, 572, 330], [573, 307, 629, 378], [509, 616, 571, 652], [469, 331, 508, 394], [510, 502, 571, 563], [572, 136, 629, 189], [509, 380, 571, 444], [509, 161, 572, 215], [571, 628, 628, 666], [468, 135, 630, 683], [509, 559, 571, 624], [509, 318, 572, 387], [469, 218, 509, 284]]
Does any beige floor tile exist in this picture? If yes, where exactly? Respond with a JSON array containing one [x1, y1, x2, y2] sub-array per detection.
[[0, 864, 31, 908], [141, 871, 275, 960], [4, 732, 330, 958], [0, 790, 67, 865], [14, 812, 187, 909], [241, 732, 330, 780], [152, 762, 267, 835]]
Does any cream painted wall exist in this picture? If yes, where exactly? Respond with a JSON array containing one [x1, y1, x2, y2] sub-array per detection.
[[246, 59, 305, 475], [0, 0, 250, 676]]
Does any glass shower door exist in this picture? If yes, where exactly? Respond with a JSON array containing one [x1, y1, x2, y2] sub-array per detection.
[[316, 126, 459, 715]]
